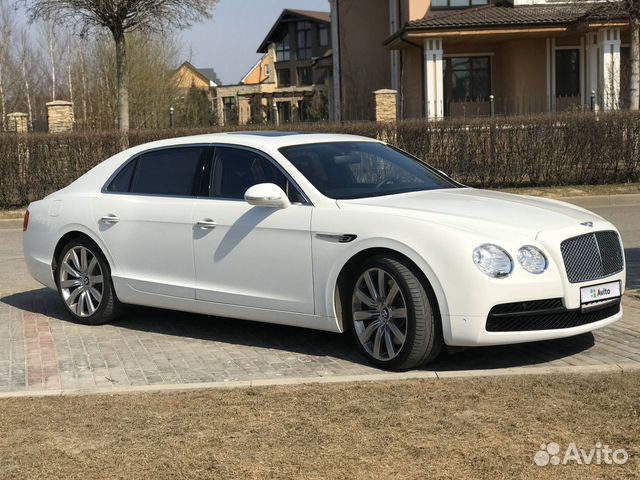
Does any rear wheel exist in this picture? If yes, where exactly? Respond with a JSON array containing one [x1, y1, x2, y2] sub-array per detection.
[[347, 255, 443, 370], [56, 238, 122, 325]]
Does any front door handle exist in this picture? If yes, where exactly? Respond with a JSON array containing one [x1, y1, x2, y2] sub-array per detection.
[[100, 214, 120, 224], [196, 219, 217, 229]]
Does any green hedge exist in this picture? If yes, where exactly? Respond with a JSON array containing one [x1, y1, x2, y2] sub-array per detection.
[[1, 112, 639, 208]]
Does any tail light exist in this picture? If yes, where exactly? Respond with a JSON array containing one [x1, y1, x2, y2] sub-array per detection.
[[23, 210, 30, 232]]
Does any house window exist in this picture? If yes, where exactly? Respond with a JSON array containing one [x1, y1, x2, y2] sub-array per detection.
[[318, 25, 330, 47], [223, 97, 237, 125], [431, 0, 488, 8], [297, 67, 312, 86], [445, 56, 491, 102], [297, 21, 312, 60], [277, 102, 292, 123], [555, 49, 580, 98], [276, 33, 291, 62], [277, 68, 291, 87]]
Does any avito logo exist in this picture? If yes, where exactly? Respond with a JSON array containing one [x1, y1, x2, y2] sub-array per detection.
[[591, 287, 611, 299]]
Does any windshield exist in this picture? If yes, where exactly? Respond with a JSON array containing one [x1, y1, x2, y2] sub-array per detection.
[[279, 142, 459, 200]]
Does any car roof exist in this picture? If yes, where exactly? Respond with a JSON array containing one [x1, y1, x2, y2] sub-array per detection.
[[127, 132, 381, 154]]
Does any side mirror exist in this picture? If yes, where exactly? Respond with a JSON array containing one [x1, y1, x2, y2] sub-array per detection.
[[244, 183, 291, 209]]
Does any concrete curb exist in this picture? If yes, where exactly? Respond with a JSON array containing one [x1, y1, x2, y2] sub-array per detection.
[[1, 363, 639, 400], [562, 193, 640, 208]]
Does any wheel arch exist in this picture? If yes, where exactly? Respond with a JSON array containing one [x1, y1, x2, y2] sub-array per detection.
[[331, 243, 450, 336], [52, 226, 114, 277]]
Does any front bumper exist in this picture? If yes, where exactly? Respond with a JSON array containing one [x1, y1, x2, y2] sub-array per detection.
[[446, 307, 622, 346], [440, 222, 626, 347]]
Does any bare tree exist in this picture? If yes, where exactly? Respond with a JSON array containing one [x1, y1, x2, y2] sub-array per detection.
[[46, 17, 57, 101], [24, 0, 219, 134], [0, 3, 14, 131]]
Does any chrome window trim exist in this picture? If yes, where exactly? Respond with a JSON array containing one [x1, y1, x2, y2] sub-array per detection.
[[100, 142, 313, 206]]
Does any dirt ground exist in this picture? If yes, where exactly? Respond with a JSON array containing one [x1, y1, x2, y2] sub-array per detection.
[[1, 372, 638, 480]]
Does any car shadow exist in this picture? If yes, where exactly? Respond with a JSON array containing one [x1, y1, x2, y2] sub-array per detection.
[[1, 288, 607, 372]]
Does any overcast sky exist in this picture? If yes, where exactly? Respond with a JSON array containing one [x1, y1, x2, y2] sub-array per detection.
[[182, 0, 330, 84]]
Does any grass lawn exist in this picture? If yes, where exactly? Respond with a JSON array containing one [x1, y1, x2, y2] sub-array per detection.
[[1, 372, 638, 479]]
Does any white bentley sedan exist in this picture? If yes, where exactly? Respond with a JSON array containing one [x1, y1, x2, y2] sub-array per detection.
[[23, 132, 626, 370]]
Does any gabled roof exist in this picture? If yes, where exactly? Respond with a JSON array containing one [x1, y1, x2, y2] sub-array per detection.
[[257, 9, 330, 53], [240, 53, 272, 85], [176, 61, 220, 87], [386, 1, 626, 40], [196, 67, 221, 86]]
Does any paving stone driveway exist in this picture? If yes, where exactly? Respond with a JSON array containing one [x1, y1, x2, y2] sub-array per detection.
[[1, 199, 639, 394]]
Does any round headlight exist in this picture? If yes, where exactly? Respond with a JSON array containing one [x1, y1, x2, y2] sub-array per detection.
[[517, 246, 548, 274], [472, 244, 513, 278]]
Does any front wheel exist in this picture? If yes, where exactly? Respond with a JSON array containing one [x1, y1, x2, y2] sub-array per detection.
[[56, 238, 122, 325], [347, 255, 443, 370]]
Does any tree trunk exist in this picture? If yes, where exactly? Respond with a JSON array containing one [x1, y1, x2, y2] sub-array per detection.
[[630, 17, 640, 111], [48, 19, 56, 101], [114, 32, 130, 141], [22, 62, 33, 131], [0, 65, 6, 132]]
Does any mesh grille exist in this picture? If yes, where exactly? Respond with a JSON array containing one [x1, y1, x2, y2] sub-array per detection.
[[560, 231, 624, 283], [486, 301, 620, 332]]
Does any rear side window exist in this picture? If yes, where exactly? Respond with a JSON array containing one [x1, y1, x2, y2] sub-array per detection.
[[130, 147, 205, 196], [106, 158, 137, 193]]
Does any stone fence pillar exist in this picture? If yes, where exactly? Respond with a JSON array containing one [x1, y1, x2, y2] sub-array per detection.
[[46, 100, 74, 133], [374, 89, 398, 123], [6, 113, 29, 133]]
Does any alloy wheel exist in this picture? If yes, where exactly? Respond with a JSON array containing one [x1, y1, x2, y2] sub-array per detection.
[[59, 246, 104, 317], [351, 268, 408, 361]]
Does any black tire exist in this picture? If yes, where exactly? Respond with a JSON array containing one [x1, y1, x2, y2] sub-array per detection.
[[345, 255, 443, 371], [56, 237, 123, 325]]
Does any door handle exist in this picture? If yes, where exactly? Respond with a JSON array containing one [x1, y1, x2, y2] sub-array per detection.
[[100, 214, 120, 224], [196, 219, 217, 229]]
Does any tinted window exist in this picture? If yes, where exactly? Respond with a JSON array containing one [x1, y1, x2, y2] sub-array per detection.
[[280, 142, 458, 199], [130, 147, 204, 196], [107, 158, 137, 193], [212, 147, 305, 203]]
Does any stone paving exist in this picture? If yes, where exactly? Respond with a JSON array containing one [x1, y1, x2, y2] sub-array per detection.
[[0, 199, 639, 394]]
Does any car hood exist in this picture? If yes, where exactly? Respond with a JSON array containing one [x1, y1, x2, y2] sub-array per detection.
[[337, 188, 603, 237]]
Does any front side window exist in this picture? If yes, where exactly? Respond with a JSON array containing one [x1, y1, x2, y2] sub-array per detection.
[[212, 147, 304, 202], [445, 56, 491, 102], [297, 21, 312, 60], [276, 33, 291, 62], [555, 49, 580, 98], [280, 142, 458, 199], [129, 147, 205, 196]]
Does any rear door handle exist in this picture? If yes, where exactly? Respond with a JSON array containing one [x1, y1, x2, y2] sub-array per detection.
[[100, 214, 120, 224], [196, 219, 217, 229]]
